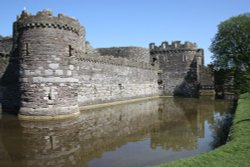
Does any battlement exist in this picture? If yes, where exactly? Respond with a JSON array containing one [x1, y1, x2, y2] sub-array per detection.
[[15, 9, 84, 36], [149, 41, 198, 51]]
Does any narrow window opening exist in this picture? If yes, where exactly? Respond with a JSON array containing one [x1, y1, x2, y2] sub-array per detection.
[[48, 88, 52, 100], [69, 45, 72, 57], [25, 43, 29, 56], [48, 94, 52, 100], [151, 57, 157, 66], [162, 43, 167, 48]]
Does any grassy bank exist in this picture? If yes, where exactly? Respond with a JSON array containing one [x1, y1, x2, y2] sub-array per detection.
[[156, 93, 250, 167]]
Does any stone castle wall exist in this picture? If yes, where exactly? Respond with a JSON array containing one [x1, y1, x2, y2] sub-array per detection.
[[199, 65, 215, 96], [0, 37, 12, 90], [0, 37, 12, 54], [0, 9, 212, 117], [150, 41, 204, 97], [0, 54, 9, 80], [0, 55, 10, 109], [77, 54, 159, 105], [0, 10, 160, 117], [97, 46, 150, 63], [199, 65, 214, 87]]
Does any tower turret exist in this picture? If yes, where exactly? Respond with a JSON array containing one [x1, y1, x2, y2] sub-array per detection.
[[13, 9, 85, 118], [149, 41, 204, 97]]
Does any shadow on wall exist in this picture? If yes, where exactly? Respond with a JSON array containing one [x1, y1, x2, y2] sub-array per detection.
[[0, 52, 21, 115], [173, 59, 199, 97]]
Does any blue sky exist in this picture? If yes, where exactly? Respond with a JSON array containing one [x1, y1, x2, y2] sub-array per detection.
[[1, 0, 250, 64]]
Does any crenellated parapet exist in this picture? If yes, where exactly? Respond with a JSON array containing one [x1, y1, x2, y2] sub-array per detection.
[[15, 9, 84, 36], [149, 40, 204, 65], [149, 41, 198, 54]]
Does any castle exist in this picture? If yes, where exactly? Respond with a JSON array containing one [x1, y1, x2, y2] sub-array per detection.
[[0, 10, 213, 119]]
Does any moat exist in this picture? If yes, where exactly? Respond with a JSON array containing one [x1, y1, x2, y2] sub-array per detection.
[[0, 97, 232, 167]]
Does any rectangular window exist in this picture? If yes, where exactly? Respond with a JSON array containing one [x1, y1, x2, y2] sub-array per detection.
[[69, 45, 72, 57], [25, 43, 29, 56]]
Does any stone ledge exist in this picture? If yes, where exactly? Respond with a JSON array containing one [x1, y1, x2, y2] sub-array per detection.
[[18, 111, 80, 121], [18, 105, 80, 120], [79, 96, 172, 111], [20, 104, 78, 113]]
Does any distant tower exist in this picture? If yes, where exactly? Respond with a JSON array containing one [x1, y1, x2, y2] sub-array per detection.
[[13, 9, 85, 118], [149, 41, 204, 97]]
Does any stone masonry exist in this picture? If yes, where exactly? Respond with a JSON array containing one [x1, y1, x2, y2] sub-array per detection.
[[149, 41, 204, 97], [12, 9, 84, 116], [0, 36, 12, 54], [0, 9, 213, 118], [97, 46, 150, 63]]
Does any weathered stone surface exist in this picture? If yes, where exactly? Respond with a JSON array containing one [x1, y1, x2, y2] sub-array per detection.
[[44, 69, 53, 76], [149, 41, 204, 97], [69, 65, 74, 70], [48, 63, 59, 70], [0, 37, 12, 54], [0, 54, 9, 79], [55, 70, 63, 75], [97, 46, 150, 63], [77, 60, 159, 105], [67, 70, 72, 76], [12, 10, 84, 116], [0, 10, 212, 117]]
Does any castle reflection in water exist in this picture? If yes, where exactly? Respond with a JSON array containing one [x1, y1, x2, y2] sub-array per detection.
[[0, 97, 231, 167]]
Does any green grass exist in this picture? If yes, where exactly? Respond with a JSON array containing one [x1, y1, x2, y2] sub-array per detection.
[[156, 93, 250, 167]]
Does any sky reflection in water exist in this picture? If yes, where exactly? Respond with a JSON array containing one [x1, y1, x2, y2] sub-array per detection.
[[0, 97, 231, 167]]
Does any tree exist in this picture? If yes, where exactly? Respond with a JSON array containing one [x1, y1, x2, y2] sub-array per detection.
[[210, 13, 250, 93]]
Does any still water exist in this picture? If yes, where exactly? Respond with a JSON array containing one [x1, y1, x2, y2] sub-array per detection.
[[0, 97, 232, 167]]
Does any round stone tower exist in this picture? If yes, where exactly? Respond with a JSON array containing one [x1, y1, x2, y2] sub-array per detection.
[[13, 9, 85, 118]]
